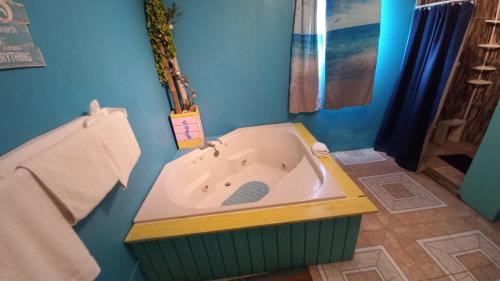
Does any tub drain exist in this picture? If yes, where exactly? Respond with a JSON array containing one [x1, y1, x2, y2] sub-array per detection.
[[222, 181, 269, 206]]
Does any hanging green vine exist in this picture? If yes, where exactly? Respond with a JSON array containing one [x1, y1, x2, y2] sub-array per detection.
[[144, 0, 181, 85]]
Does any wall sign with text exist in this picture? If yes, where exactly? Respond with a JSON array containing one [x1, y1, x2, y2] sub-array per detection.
[[0, 0, 46, 70]]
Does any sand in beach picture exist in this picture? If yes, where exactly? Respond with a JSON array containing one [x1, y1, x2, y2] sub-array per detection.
[[324, 0, 380, 109], [289, 33, 325, 112]]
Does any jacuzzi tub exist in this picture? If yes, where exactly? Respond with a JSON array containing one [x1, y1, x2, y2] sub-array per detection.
[[135, 123, 346, 222], [126, 124, 377, 281]]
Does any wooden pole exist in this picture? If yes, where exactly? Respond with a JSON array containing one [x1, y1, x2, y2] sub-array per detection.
[[164, 61, 182, 114], [171, 57, 190, 110], [159, 46, 182, 114]]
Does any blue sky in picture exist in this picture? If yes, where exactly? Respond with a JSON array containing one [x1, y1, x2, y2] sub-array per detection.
[[327, 0, 381, 30]]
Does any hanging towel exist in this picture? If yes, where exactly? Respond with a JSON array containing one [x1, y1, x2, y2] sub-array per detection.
[[19, 129, 119, 225], [0, 169, 100, 281], [288, 0, 326, 113], [324, 0, 381, 109], [0, 117, 86, 179], [85, 111, 141, 188], [311, 142, 330, 158], [83, 100, 127, 127]]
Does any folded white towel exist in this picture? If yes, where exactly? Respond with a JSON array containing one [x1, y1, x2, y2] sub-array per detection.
[[311, 142, 330, 158], [19, 129, 119, 225], [0, 117, 86, 179], [86, 111, 141, 188], [0, 169, 100, 281]]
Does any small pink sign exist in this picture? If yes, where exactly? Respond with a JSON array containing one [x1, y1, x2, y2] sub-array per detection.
[[173, 124, 199, 134], [176, 131, 201, 141]]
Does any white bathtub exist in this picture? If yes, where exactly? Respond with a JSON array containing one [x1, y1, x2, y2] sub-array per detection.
[[134, 123, 346, 222]]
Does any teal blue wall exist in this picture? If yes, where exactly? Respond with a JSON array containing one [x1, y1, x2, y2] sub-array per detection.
[[0, 0, 415, 280], [170, 0, 415, 151], [169, 0, 292, 135], [461, 103, 500, 221], [0, 1, 176, 280]]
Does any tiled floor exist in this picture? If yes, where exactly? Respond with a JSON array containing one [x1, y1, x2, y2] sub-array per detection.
[[317, 246, 409, 281], [359, 173, 447, 214], [238, 149, 500, 281], [418, 230, 500, 281], [316, 149, 500, 281]]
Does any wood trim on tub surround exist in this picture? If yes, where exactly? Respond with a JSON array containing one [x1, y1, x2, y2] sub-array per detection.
[[132, 216, 362, 281], [124, 123, 377, 243]]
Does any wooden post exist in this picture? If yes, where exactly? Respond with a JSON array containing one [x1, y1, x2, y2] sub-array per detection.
[[159, 46, 182, 114], [163, 60, 182, 114], [171, 57, 190, 110]]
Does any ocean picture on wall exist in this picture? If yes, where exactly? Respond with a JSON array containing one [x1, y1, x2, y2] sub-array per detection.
[[324, 0, 380, 109]]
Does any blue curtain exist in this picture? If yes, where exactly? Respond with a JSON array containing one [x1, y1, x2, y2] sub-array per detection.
[[374, 2, 473, 171]]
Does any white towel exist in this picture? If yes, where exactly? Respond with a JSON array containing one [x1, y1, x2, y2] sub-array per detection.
[[0, 117, 86, 179], [0, 169, 100, 281], [19, 129, 119, 225], [311, 142, 330, 158], [86, 111, 141, 188]]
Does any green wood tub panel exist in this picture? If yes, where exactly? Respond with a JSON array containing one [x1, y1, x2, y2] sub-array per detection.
[[131, 215, 361, 281]]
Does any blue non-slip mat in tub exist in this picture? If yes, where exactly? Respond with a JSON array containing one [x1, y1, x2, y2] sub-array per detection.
[[222, 181, 270, 206]]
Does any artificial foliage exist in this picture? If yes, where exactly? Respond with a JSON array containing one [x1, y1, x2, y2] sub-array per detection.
[[144, 0, 181, 85]]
